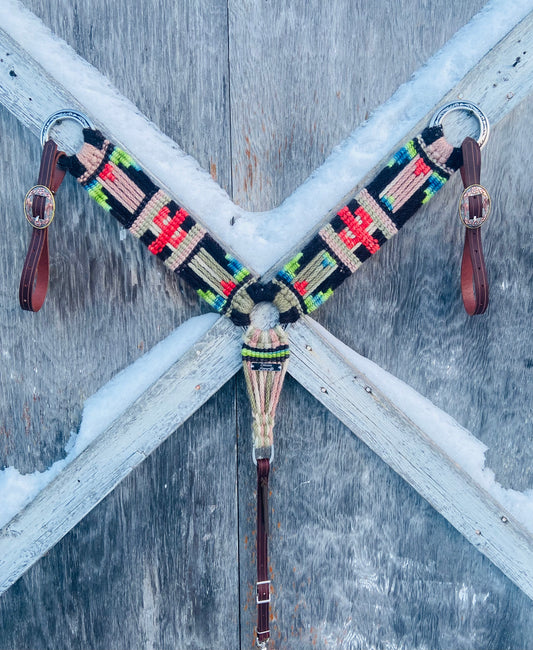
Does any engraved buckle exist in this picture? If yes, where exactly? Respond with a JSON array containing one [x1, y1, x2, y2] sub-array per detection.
[[459, 184, 491, 229], [24, 185, 55, 229]]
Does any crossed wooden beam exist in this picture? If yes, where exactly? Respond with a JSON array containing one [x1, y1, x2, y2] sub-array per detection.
[[1, 3, 533, 614]]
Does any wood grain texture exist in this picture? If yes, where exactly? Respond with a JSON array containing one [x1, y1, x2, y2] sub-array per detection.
[[0, 384, 240, 650], [260, 9, 533, 283], [0, 28, 87, 143], [231, 2, 533, 648], [1, 1, 533, 650], [3, 5, 533, 279], [0, 1, 240, 649], [227, 0, 489, 211], [0, 317, 242, 597], [288, 317, 533, 599]]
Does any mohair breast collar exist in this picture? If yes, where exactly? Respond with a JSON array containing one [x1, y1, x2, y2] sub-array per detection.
[[62, 125, 462, 327], [21, 102, 493, 647], [59, 123, 464, 646]]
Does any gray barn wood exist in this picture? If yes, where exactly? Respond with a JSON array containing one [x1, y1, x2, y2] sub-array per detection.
[[3, 3, 533, 604], [1, 2, 533, 650]]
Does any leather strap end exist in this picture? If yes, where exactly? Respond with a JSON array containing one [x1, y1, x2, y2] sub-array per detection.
[[459, 137, 489, 316], [19, 140, 66, 312]]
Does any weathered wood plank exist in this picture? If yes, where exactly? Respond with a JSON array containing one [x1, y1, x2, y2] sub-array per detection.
[[0, 382, 241, 650], [2, 3, 533, 275], [303, 118, 533, 648], [287, 317, 533, 599], [0, 29, 86, 146], [0, 316, 242, 595], [293, 28, 533, 650], [0, 21, 246, 266], [1, 2, 533, 649], [0, 1, 241, 649], [261, 7, 533, 281], [228, 0, 490, 211], [231, 5, 533, 648]]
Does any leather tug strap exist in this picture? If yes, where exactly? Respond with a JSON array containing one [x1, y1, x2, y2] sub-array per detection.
[[19, 140, 66, 311], [459, 137, 489, 315], [256, 458, 270, 647], [241, 325, 290, 646]]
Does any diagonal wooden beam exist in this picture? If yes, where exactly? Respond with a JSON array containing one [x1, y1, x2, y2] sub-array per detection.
[[0, 316, 243, 596], [288, 317, 533, 601], [1, 1, 533, 607], [1, 6, 533, 274], [3, 311, 532, 601], [261, 7, 533, 279]]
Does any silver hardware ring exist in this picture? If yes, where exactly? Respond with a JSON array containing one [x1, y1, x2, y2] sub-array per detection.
[[429, 100, 490, 149], [253, 445, 274, 466], [40, 109, 93, 147]]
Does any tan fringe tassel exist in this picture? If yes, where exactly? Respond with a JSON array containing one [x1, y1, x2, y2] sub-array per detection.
[[241, 325, 290, 450]]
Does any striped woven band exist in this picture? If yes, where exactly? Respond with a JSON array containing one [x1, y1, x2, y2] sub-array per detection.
[[63, 130, 258, 325], [271, 126, 462, 322], [241, 325, 290, 449], [63, 126, 462, 324]]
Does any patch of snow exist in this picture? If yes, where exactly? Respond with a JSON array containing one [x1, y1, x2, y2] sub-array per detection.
[[0, 0, 532, 539], [1, 1, 532, 272], [0, 313, 219, 528]]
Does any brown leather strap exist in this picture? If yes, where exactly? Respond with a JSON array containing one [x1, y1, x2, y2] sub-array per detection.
[[256, 458, 270, 647], [19, 140, 66, 311], [459, 137, 489, 315]]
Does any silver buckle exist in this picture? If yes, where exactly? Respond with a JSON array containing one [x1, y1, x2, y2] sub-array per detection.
[[24, 185, 55, 229], [256, 579, 271, 604], [459, 184, 491, 229]]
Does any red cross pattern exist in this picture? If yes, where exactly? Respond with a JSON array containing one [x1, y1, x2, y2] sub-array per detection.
[[338, 205, 380, 255], [148, 206, 189, 255]]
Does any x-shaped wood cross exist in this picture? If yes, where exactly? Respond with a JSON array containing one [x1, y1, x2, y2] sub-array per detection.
[[1, 2, 533, 648]]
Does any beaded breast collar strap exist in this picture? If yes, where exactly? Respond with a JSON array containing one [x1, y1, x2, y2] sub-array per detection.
[[20, 102, 490, 647]]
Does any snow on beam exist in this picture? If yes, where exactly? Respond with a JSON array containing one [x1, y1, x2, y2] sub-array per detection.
[[1, 6, 533, 273], [288, 317, 533, 602], [3, 311, 532, 600], [261, 9, 533, 280], [0, 317, 242, 596], [1, 2, 533, 602]]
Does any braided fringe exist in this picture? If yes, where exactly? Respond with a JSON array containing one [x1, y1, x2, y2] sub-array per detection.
[[242, 326, 290, 450]]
